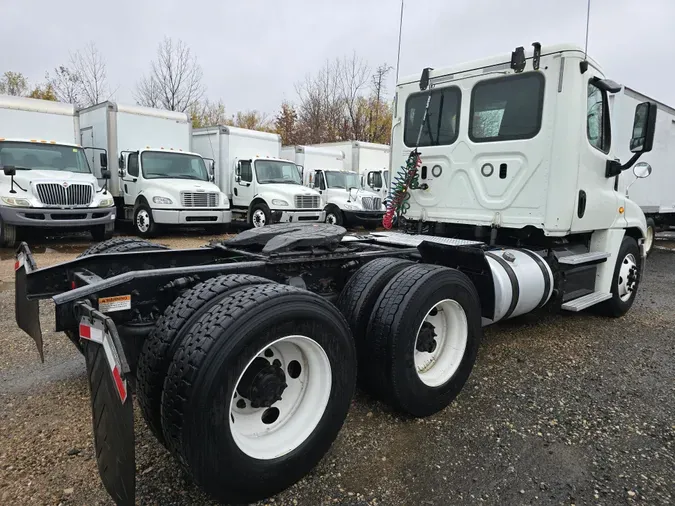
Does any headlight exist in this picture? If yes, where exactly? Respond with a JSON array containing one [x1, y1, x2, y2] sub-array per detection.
[[153, 196, 173, 204], [1, 196, 32, 207], [271, 199, 289, 206], [98, 198, 114, 207]]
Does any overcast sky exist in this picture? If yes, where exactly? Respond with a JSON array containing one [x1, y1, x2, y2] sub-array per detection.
[[3, 0, 674, 114]]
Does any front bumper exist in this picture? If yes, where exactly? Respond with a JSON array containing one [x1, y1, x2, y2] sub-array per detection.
[[270, 209, 325, 224], [0, 205, 116, 228], [152, 209, 232, 225], [344, 210, 385, 226]]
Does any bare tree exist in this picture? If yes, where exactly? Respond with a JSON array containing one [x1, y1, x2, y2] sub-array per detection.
[[47, 66, 81, 105], [295, 60, 344, 144], [70, 42, 110, 106], [135, 37, 205, 112], [337, 53, 370, 139]]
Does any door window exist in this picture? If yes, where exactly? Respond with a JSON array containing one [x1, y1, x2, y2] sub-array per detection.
[[239, 160, 253, 182], [128, 153, 139, 177], [587, 81, 611, 153]]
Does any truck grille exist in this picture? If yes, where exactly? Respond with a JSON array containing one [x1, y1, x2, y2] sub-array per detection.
[[361, 197, 382, 211], [181, 192, 219, 207], [35, 183, 93, 207], [294, 195, 320, 209]]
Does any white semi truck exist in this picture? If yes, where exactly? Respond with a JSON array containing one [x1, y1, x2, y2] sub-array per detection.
[[78, 102, 230, 237], [193, 126, 324, 227], [309, 140, 391, 200], [0, 95, 115, 246], [13, 43, 659, 506], [614, 87, 675, 254], [282, 145, 385, 228]]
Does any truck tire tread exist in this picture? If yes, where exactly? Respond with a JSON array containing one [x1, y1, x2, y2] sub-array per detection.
[[161, 283, 356, 504], [136, 274, 272, 444], [78, 237, 167, 258], [365, 264, 482, 417], [336, 257, 413, 377]]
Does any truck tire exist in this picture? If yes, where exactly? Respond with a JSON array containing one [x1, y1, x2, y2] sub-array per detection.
[[90, 223, 114, 242], [0, 217, 17, 248], [325, 205, 344, 226], [645, 218, 656, 256], [134, 203, 160, 237], [597, 236, 641, 317], [249, 202, 271, 228], [364, 264, 482, 417], [161, 284, 356, 504], [137, 274, 273, 445], [336, 257, 413, 380]]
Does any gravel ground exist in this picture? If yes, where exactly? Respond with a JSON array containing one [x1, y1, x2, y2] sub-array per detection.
[[0, 231, 673, 506]]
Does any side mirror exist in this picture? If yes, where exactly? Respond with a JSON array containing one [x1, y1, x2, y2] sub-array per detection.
[[3, 166, 16, 177], [119, 169, 126, 178], [101, 168, 111, 179], [118, 155, 125, 170], [100, 152, 108, 169], [630, 102, 658, 153], [235, 174, 241, 183], [633, 162, 652, 179]]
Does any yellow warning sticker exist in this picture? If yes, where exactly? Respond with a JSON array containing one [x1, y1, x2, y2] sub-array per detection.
[[98, 295, 131, 313]]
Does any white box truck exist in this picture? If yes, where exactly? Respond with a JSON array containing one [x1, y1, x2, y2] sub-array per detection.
[[614, 87, 675, 254], [193, 126, 324, 227], [78, 102, 231, 237], [310, 141, 391, 200], [0, 95, 115, 247], [283, 145, 385, 229]]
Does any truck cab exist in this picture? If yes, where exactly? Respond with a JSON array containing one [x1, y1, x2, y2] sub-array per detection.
[[118, 148, 230, 236], [0, 96, 116, 247], [306, 168, 385, 229], [193, 127, 324, 228], [390, 43, 656, 313], [362, 168, 390, 202]]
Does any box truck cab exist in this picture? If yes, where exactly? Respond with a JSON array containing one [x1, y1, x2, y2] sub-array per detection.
[[0, 95, 115, 247], [79, 102, 230, 237], [309, 141, 391, 201], [282, 145, 385, 228], [192, 126, 324, 228]]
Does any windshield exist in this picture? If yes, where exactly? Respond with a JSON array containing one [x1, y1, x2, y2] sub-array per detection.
[[325, 171, 360, 189], [0, 141, 91, 173], [141, 151, 208, 181], [254, 160, 302, 184]]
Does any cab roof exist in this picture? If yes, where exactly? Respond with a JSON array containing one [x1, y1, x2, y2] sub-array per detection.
[[398, 44, 602, 87]]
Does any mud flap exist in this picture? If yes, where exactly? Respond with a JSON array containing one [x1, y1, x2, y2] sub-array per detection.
[[15, 243, 43, 361], [80, 309, 135, 506]]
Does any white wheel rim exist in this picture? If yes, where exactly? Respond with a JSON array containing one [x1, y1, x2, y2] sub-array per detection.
[[326, 213, 337, 225], [618, 253, 638, 302], [645, 226, 654, 252], [414, 299, 468, 387], [136, 210, 150, 233], [229, 335, 332, 460], [252, 209, 267, 227]]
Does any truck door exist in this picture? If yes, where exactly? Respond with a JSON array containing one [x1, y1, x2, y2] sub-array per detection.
[[233, 160, 254, 208], [121, 153, 141, 206], [571, 76, 619, 232]]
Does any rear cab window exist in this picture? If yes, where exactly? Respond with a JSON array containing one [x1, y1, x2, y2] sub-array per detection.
[[469, 73, 545, 142], [404, 87, 461, 147]]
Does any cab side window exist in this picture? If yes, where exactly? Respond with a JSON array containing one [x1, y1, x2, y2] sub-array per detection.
[[128, 153, 139, 177], [240, 160, 252, 182], [587, 82, 611, 153]]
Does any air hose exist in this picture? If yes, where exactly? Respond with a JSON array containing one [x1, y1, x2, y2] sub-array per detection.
[[382, 150, 422, 229]]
